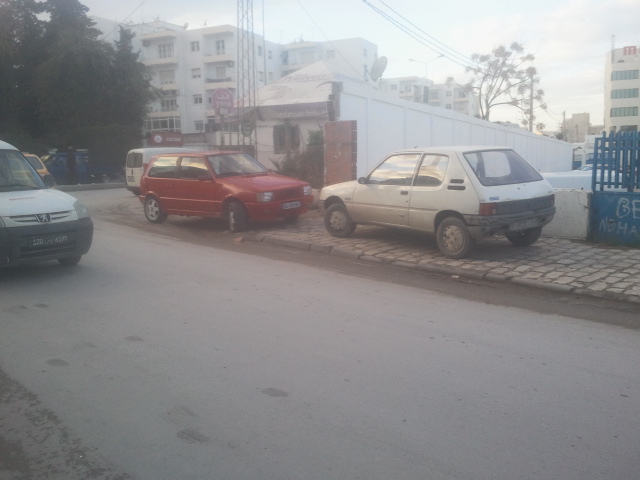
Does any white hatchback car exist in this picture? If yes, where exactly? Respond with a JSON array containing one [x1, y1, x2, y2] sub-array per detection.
[[319, 146, 556, 259]]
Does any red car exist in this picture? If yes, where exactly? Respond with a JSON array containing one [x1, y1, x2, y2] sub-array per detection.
[[139, 151, 313, 232]]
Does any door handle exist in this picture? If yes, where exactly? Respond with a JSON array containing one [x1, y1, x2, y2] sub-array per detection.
[[400, 190, 409, 196]]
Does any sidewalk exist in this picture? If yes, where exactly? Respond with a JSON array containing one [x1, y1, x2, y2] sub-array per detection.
[[245, 209, 640, 305]]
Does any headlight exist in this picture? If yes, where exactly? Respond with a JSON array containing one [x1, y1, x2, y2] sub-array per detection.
[[303, 185, 312, 196], [73, 200, 90, 219], [256, 192, 274, 202]]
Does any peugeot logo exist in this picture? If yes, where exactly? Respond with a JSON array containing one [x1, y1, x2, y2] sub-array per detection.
[[35, 213, 51, 223]]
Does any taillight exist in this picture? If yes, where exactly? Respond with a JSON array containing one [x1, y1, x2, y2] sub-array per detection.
[[479, 203, 497, 216]]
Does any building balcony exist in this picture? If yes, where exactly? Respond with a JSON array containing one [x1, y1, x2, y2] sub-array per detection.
[[146, 109, 180, 118], [142, 57, 178, 67], [205, 78, 235, 90], [140, 31, 178, 42], [203, 54, 235, 65], [201, 25, 236, 36]]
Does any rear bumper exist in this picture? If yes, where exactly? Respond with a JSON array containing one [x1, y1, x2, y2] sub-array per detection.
[[0, 218, 93, 267], [463, 206, 556, 238]]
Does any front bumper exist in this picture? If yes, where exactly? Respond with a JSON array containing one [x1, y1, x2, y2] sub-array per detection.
[[0, 217, 93, 267]]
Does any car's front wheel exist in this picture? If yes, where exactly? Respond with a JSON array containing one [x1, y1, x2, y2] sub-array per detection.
[[436, 217, 474, 259], [506, 226, 542, 247], [144, 196, 167, 223], [228, 201, 248, 233], [324, 203, 356, 238]]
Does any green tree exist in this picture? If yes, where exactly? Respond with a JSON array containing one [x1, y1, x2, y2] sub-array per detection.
[[465, 42, 546, 128]]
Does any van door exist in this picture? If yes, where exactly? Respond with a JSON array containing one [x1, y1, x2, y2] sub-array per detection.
[[350, 153, 421, 226], [126, 151, 143, 188]]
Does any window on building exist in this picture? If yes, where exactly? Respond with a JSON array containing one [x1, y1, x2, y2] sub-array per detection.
[[158, 70, 175, 85], [268, 50, 272, 59], [191, 68, 201, 79], [446, 91, 452, 96], [158, 43, 174, 58], [257, 45, 263, 56], [191, 41, 200, 52], [161, 99, 178, 111], [144, 117, 181, 132], [216, 39, 225, 55], [620, 125, 638, 132], [611, 88, 639, 99], [195, 121, 204, 131], [273, 124, 301, 154], [193, 94, 203, 105], [446, 104, 452, 109], [326, 50, 335, 59], [611, 107, 639, 117], [429, 91, 440, 100], [611, 70, 639, 81], [258, 71, 264, 82]]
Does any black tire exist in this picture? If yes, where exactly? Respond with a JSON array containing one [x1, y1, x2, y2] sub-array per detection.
[[324, 203, 356, 238], [228, 201, 248, 233], [436, 216, 474, 259], [58, 256, 81, 266], [144, 196, 167, 223], [506, 226, 542, 247]]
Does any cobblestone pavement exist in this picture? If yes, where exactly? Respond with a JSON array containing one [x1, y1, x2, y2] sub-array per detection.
[[245, 209, 640, 305]]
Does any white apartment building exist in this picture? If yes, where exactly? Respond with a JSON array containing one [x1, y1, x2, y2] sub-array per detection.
[[92, 17, 377, 143], [604, 45, 640, 133], [380, 76, 479, 117]]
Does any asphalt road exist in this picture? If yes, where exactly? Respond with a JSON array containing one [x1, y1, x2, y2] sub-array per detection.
[[1, 188, 639, 480]]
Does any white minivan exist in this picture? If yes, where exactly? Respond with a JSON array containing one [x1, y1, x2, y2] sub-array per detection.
[[125, 147, 198, 194], [320, 146, 556, 259], [0, 140, 93, 267]]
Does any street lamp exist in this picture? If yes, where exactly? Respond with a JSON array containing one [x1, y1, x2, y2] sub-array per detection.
[[409, 54, 444, 81]]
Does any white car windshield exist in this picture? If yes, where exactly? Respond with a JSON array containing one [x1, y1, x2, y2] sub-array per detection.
[[463, 149, 543, 186], [0, 150, 45, 191]]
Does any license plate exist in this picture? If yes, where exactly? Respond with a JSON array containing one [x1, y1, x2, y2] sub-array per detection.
[[127, 175, 135, 182], [30, 233, 69, 247], [510, 218, 539, 231], [282, 201, 301, 210]]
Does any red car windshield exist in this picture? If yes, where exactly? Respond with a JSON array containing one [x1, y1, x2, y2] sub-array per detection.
[[207, 153, 268, 177]]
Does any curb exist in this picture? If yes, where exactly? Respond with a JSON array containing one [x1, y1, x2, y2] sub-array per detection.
[[56, 183, 127, 192], [245, 233, 640, 305]]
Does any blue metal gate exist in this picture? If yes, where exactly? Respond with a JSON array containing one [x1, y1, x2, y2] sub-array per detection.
[[589, 131, 640, 246]]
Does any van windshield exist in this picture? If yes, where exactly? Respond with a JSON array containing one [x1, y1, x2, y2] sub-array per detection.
[[463, 149, 543, 186], [0, 150, 45, 191], [207, 153, 268, 177]]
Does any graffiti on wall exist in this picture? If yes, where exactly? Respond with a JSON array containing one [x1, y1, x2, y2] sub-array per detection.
[[593, 194, 640, 244]]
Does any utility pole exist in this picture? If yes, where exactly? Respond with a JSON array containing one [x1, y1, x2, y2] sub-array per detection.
[[528, 69, 534, 133], [236, 0, 257, 158]]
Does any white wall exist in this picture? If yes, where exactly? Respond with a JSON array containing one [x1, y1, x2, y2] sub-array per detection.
[[544, 190, 591, 240], [339, 83, 573, 177]]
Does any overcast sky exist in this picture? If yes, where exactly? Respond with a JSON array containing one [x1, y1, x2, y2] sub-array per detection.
[[81, 0, 638, 130]]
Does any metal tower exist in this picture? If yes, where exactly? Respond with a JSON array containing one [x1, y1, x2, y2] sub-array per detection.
[[236, 0, 257, 157]]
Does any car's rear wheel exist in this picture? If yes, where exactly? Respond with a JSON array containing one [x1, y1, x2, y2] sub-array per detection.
[[144, 196, 167, 223], [506, 226, 542, 247], [436, 217, 474, 259], [58, 256, 81, 266], [324, 203, 356, 238], [228, 201, 248, 233]]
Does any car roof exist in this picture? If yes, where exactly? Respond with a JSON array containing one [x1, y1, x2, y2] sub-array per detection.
[[153, 150, 245, 157], [0, 140, 18, 151], [395, 145, 513, 155]]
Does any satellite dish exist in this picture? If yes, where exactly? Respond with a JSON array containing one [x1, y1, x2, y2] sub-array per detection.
[[369, 56, 388, 81]]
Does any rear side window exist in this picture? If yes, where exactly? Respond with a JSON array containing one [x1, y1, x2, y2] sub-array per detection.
[[126, 152, 143, 168], [148, 156, 179, 178], [414, 154, 448, 186], [463, 150, 543, 186]]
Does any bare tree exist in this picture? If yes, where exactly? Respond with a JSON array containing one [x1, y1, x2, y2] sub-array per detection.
[[465, 42, 546, 129]]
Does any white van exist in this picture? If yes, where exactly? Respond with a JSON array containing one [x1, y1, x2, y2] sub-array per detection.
[[125, 147, 198, 194], [0, 140, 93, 267]]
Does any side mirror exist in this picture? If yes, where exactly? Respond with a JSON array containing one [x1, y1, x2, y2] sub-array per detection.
[[357, 177, 368, 185], [43, 174, 56, 188]]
